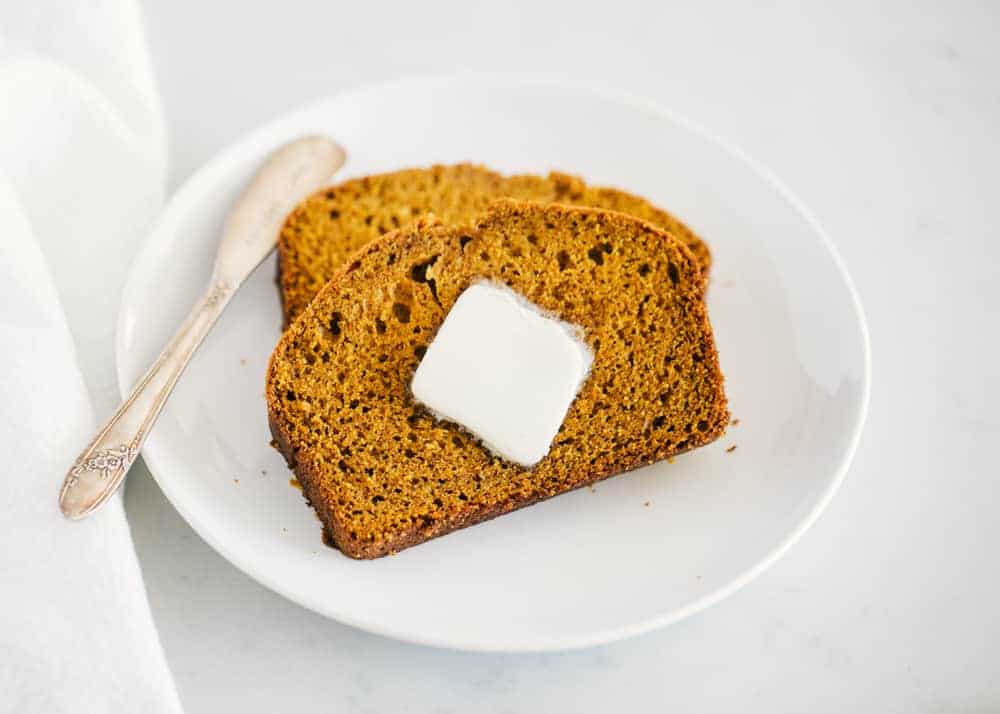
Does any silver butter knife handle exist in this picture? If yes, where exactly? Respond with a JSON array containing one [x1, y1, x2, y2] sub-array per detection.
[[59, 279, 234, 519]]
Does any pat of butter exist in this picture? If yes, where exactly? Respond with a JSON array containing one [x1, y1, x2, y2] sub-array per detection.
[[411, 281, 593, 467]]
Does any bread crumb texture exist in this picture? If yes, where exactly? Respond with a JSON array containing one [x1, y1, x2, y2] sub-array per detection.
[[267, 200, 728, 558], [277, 164, 710, 324]]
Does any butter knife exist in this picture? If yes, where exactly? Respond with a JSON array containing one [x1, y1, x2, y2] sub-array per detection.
[[59, 135, 346, 519]]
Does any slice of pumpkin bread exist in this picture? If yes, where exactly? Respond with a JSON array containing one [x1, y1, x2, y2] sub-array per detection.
[[266, 200, 728, 559], [277, 164, 709, 324]]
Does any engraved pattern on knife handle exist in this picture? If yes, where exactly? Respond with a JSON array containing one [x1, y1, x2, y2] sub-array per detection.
[[66, 439, 141, 487]]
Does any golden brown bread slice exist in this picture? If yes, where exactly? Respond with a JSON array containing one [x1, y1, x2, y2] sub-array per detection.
[[277, 164, 710, 324], [266, 200, 728, 559]]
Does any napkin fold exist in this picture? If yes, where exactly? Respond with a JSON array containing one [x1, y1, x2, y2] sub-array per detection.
[[0, 1, 181, 712]]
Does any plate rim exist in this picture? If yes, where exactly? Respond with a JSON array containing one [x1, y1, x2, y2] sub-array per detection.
[[117, 71, 872, 652]]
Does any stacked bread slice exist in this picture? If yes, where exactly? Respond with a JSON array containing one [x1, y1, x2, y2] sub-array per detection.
[[277, 164, 710, 325]]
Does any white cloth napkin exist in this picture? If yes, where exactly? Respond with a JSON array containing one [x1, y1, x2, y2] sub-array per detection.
[[0, 1, 182, 712]]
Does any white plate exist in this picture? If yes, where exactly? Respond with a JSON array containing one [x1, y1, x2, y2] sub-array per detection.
[[118, 74, 870, 652]]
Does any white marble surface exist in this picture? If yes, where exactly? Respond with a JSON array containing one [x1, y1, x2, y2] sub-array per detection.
[[128, 1, 998, 710]]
